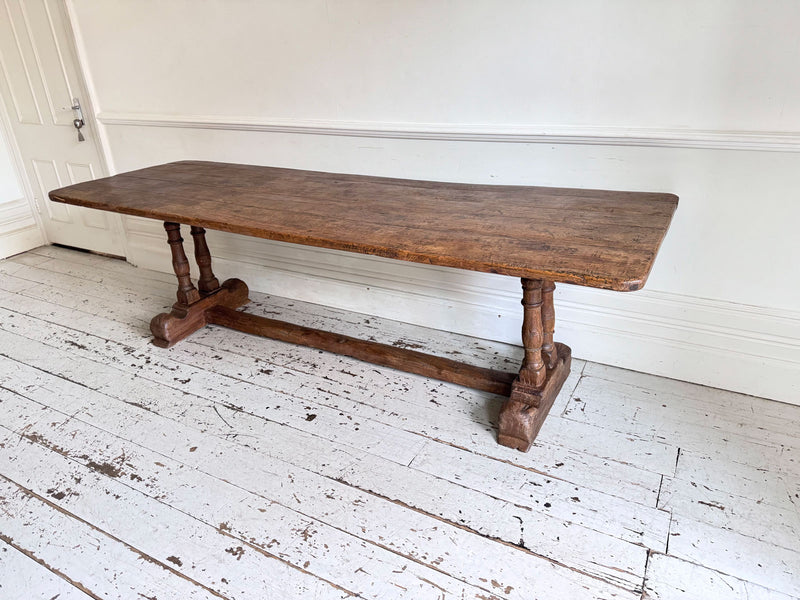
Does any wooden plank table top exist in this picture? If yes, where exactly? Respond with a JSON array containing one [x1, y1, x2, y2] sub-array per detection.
[[49, 160, 677, 291]]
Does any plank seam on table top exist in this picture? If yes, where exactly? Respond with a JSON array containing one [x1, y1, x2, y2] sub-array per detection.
[[117, 178, 678, 222], [62, 169, 678, 224]]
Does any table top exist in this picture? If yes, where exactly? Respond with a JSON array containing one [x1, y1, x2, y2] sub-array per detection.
[[49, 160, 678, 291]]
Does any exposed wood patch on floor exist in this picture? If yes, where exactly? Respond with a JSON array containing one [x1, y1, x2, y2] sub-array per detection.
[[0, 245, 798, 599]]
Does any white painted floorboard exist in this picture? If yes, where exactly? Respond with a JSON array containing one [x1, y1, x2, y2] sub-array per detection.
[[0, 246, 798, 600]]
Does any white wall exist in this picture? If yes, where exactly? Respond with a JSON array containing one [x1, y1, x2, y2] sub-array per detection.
[[68, 0, 800, 402], [0, 115, 43, 258]]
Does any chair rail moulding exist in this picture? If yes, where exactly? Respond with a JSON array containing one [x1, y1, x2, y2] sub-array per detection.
[[96, 112, 800, 153]]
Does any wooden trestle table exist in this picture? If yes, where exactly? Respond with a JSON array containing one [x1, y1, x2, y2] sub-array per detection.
[[49, 161, 678, 452]]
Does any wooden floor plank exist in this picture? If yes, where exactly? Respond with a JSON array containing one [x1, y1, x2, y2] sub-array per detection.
[[564, 375, 798, 472], [0, 333, 644, 597], [0, 477, 227, 600], [0, 540, 95, 600], [0, 385, 549, 600], [408, 441, 670, 551], [583, 362, 800, 431], [667, 515, 800, 597], [658, 476, 799, 552], [674, 448, 799, 513], [644, 553, 799, 600], [0, 415, 369, 600]]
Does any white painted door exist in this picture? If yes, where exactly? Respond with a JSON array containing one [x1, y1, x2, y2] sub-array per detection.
[[0, 0, 125, 256]]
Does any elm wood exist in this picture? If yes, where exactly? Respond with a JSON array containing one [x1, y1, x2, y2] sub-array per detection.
[[517, 279, 546, 390], [206, 305, 518, 396], [150, 278, 249, 348], [164, 222, 200, 307], [498, 343, 572, 452], [542, 280, 557, 370], [190, 226, 220, 293], [48, 160, 678, 291]]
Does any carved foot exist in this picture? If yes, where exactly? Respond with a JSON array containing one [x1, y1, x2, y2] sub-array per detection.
[[498, 342, 572, 452], [150, 278, 249, 348]]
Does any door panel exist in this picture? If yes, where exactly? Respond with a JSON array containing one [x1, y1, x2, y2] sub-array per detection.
[[0, 0, 124, 256]]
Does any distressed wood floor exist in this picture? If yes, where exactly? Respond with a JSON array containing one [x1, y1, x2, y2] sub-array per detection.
[[0, 246, 797, 600]]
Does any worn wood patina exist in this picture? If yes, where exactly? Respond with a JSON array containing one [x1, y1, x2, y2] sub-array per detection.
[[49, 160, 677, 451]]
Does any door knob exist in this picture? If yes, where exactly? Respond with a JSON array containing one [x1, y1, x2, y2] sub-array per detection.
[[71, 98, 85, 142], [73, 118, 85, 142]]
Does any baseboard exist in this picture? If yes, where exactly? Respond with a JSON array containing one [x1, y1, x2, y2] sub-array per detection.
[[0, 198, 38, 235], [124, 217, 799, 404], [0, 224, 46, 259]]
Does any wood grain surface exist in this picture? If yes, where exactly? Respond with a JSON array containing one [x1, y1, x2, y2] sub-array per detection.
[[48, 161, 678, 290]]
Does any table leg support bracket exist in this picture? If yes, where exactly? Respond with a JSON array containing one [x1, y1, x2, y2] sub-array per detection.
[[150, 278, 249, 348], [498, 342, 572, 452]]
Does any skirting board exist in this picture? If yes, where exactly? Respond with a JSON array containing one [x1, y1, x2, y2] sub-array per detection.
[[0, 224, 46, 260], [124, 217, 800, 405]]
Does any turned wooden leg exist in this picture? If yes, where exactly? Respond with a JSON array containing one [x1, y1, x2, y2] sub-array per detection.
[[190, 226, 220, 293], [150, 221, 249, 348], [498, 278, 572, 452], [518, 279, 546, 389], [542, 280, 558, 370], [164, 222, 201, 308]]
